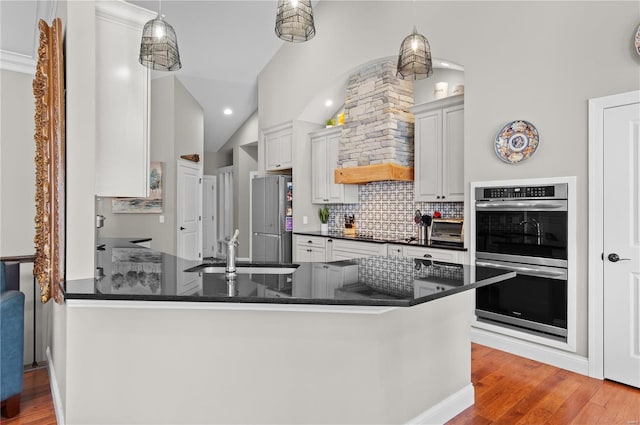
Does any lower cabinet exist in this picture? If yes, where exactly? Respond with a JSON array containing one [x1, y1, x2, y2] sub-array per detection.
[[387, 244, 465, 264], [330, 239, 388, 261], [294, 236, 327, 262], [312, 262, 358, 299], [294, 235, 466, 264]]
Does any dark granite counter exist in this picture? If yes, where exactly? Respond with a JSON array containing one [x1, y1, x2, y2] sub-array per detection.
[[294, 230, 468, 251], [64, 238, 513, 307]]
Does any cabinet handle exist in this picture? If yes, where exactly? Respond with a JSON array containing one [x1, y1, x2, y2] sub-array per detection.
[[323, 199, 329, 202], [328, 239, 333, 243], [423, 254, 432, 258], [442, 195, 446, 199], [436, 196, 441, 199], [308, 240, 313, 244], [307, 249, 312, 252]]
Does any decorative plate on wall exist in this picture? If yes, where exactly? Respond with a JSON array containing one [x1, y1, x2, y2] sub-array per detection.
[[635, 24, 640, 56], [495, 120, 540, 164]]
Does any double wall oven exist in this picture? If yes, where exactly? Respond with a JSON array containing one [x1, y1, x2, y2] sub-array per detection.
[[474, 183, 569, 340]]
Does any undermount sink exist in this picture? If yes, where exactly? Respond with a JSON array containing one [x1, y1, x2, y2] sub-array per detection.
[[185, 262, 299, 275]]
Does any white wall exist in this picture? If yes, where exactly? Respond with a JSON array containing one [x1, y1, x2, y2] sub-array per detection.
[[258, 1, 640, 357], [0, 69, 52, 365]]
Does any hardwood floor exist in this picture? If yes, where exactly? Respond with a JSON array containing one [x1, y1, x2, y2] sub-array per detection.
[[2, 344, 638, 424], [447, 344, 640, 425], [1, 367, 56, 425]]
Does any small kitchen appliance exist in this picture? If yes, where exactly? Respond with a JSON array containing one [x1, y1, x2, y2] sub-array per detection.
[[430, 218, 464, 246]]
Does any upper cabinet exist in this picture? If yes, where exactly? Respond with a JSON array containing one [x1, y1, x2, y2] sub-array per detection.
[[95, 1, 153, 197], [310, 127, 358, 204], [411, 95, 464, 202], [264, 122, 294, 171]]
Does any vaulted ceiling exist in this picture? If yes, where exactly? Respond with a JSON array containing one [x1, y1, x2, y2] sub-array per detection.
[[0, 0, 287, 153]]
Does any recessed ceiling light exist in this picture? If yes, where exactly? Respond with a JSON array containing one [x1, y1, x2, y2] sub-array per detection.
[[223, 108, 233, 115], [325, 99, 333, 107]]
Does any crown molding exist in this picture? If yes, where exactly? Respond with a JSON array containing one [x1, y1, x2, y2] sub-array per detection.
[[0, 50, 36, 74]]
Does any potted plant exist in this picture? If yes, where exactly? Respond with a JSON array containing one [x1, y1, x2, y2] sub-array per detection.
[[319, 206, 330, 234], [325, 118, 335, 128]]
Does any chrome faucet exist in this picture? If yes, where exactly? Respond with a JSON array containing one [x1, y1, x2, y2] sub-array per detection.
[[519, 218, 542, 245], [226, 229, 240, 277]]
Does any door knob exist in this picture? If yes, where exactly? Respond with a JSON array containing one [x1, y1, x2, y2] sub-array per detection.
[[180, 226, 185, 231], [608, 253, 630, 262]]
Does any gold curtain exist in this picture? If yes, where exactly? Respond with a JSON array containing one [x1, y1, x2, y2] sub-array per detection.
[[33, 18, 65, 304]]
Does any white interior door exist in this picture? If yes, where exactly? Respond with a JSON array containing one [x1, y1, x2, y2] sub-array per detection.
[[177, 160, 202, 261], [603, 101, 640, 388], [203, 175, 217, 259]]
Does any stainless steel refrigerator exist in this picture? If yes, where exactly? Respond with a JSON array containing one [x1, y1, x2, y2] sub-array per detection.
[[251, 175, 292, 264]]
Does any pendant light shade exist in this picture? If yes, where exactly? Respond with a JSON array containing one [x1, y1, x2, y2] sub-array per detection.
[[396, 26, 433, 80], [275, 0, 316, 43], [139, 14, 182, 71]]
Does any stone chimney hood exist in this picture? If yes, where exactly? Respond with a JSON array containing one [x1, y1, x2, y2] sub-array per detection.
[[334, 60, 415, 184]]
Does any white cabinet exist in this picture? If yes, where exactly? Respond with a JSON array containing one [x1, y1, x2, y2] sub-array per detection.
[[411, 95, 464, 202], [264, 122, 294, 171], [310, 127, 358, 204], [330, 239, 387, 261], [387, 244, 466, 264], [95, 2, 153, 197], [311, 262, 358, 299], [294, 235, 327, 262]]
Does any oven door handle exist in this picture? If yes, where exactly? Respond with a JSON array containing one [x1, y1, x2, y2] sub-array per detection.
[[476, 261, 567, 279], [475, 200, 567, 211]]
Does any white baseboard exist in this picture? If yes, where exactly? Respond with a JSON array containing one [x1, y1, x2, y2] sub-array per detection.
[[406, 384, 474, 425], [471, 327, 590, 376], [46, 347, 65, 425]]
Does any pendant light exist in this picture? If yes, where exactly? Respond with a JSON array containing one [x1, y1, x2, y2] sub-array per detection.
[[139, 0, 182, 71], [396, 1, 432, 80], [275, 0, 316, 43]]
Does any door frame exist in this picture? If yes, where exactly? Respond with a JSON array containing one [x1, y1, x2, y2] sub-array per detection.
[[587, 90, 640, 379], [203, 174, 217, 258], [176, 159, 203, 260]]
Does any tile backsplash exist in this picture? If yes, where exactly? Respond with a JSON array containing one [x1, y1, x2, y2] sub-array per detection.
[[326, 180, 464, 240]]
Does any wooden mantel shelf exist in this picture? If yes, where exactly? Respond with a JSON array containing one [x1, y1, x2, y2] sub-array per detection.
[[334, 163, 414, 184]]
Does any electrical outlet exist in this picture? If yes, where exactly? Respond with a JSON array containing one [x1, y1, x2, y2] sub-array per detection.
[[303, 215, 308, 224], [159, 215, 165, 223]]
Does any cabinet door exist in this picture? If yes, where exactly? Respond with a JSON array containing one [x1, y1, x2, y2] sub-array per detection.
[[402, 246, 463, 263], [279, 132, 293, 168], [326, 132, 343, 203], [388, 244, 404, 257], [265, 132, 282, 170], [310, 247, 327, 262], [442, 105, 464, 202], [331, 240, 386, 260], [311, 137, 329, 203], [325, 266, 345, 298], [311, 264, 328, 298], [295, 245, 311, 262], [95, 4, 151, 197], [414, 110, 442, 202]]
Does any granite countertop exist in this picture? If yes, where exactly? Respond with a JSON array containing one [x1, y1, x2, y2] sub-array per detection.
[[64, 238, 512, 307], [294, 231, 467, 251]]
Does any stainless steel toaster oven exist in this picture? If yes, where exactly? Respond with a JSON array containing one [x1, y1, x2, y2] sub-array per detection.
[[430, 218, 464, 245]]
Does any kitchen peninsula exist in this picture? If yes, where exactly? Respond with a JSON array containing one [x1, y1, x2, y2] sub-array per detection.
[[60, 238, 514, 424]]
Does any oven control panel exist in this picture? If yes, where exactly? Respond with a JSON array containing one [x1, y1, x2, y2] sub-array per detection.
[[477, 183, 567, 200]]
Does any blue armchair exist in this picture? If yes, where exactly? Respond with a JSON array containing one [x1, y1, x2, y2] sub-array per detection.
[[0, 261, 24, 418]]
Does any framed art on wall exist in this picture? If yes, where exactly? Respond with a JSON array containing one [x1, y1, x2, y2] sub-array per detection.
[[112, 162, 163, 213]]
